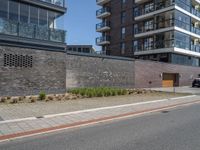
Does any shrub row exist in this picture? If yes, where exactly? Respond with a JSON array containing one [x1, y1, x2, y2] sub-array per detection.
[[68, 87, 127, 98]]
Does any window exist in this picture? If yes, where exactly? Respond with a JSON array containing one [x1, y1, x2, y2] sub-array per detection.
[[39, 8, 47, 27], [175, 10, 190, 31], [0, 1, 8, 19], [121, 0, 126, 7], [144, 19, 154, 31], [122, 0, 126, 4], [133, 40, 139, 52], [121, 42, 125, 54], [144, 37, 154, 50], [175, 31, 190, 50], [121, 11, 126, 24], [30, 6, 38, 25], [121, 27, 126, 39], [20, 3, 29, 23], [144, 2, 154, 14], [133, 24, 139, 34], [9, 1, 19, 21]]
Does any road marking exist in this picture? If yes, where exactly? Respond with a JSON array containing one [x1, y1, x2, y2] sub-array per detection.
[[0, 99, 199, 143]]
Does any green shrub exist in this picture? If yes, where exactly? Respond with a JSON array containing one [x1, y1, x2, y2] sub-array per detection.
[[39, 91, 46, 100], [68, 87, 128, 98]]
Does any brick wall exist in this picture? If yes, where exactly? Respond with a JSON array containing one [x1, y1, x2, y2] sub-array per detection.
[[66, 52, 135, 89], [134, 60, 200, 88], [0, 46, 66, 96]]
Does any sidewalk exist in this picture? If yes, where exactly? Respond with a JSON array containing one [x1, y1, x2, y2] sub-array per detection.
[[0, 94, 199, 142], [0, 93, 186, 121]]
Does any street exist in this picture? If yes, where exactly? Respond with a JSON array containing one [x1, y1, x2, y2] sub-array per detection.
[[1, 103, 200, 150]]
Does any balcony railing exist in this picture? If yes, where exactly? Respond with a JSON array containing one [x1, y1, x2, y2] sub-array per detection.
[[0, 18, 66, 43], [96, 7, 111, 18], [96, 36, 110, 45], [96, 21, 110, 32], [39, 0, 65, 7], [134, 19, 174, 34], [191, 44, 200, 53], [191, 8, 200, 18], [176, 0, 200, 18], [134, 39, 174, 52], [134, 0, 174, 17], [135, 38, 200, 54]]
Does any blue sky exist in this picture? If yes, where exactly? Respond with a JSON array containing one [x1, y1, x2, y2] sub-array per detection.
[[65, 0, 100, 51]]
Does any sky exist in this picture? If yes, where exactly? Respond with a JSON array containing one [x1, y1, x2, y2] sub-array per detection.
[[65, 0, 100, 51]]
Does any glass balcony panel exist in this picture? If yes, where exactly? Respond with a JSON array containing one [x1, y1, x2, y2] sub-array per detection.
[[0, 18, 65, 43], [0, 19, 18, 36], [35, 26, 49, 40], [50, 29, 65, 42], [18, 23, 35, 38], [40, 0, 64, 7]]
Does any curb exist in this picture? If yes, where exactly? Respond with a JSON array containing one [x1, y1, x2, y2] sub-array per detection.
[[0, 99, 199, 143]]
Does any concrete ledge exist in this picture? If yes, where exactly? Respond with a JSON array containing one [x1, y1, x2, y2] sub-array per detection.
[[66, 51, 134, 61]]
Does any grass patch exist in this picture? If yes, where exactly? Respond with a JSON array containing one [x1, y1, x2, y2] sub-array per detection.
[[38, 91, 46, 100], [68, 87, 127, 98]]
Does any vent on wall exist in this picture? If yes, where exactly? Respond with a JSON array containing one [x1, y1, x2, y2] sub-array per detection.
[[3, 53, 33, 68]]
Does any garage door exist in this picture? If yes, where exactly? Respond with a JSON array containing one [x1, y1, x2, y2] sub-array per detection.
[[162, 73, 176, 87]]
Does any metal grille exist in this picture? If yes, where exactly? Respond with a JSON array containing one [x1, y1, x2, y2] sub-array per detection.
[[4, 53, 33, 68]]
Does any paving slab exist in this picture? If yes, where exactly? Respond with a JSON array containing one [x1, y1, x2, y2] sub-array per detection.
[[0, 93, 188, 121]]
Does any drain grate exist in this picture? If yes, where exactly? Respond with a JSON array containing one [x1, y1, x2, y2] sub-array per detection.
[[36, 116, 44, 119], [161, 110, 170, 113], [0, 116, 4, 121]]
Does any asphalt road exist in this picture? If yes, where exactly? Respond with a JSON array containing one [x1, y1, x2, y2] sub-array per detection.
[[1, 103, 200, 150]]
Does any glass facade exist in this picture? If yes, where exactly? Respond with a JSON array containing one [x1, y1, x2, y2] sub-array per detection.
[[133, 0, 200, 67], [0, 0, 65, 43], [171, 54, 199, 67]]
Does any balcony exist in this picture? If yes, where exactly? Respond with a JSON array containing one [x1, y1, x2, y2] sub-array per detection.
[[96, 0, 111, 6], [134, 19, 174, 36], [191, 44, 200, 53], [96, 7, 111, 19], [191, 26, 200, 35], [96, 22, 110, 32], [39, 0, 65, 7], [191, 8, 200, 18], [0, 18, 66, 43], [96, 36, 110, 45], [134, 0, 174, 18]]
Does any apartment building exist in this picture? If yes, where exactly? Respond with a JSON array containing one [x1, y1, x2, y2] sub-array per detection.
[[0, 0, 67, 96], [0, 0, 66, 51], [96, 0, 200, 67]]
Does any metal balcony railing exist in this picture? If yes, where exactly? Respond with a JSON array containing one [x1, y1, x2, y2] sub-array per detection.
[[96, 21, 110, 31], [96, 36, 110, 45], [96, 7, 111, 17]]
